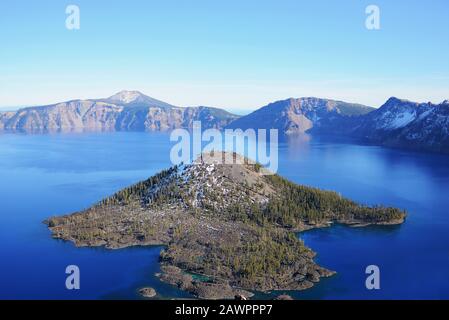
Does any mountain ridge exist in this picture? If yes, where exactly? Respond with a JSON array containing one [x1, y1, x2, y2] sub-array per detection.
[[226, 97, 374, 134], [2, 91, 449, 153], [227, 95, 449, 154], [0, 91, 239, 132], [315, 97, 449, 153]]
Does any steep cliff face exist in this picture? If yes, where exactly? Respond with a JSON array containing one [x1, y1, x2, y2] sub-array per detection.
[[182, 106, 240, 129], [0, 112, 14, 130], [348, 98, 432, 137], [230, 96, 449, 154], [226, 97, 373, 134], [346, 98, 449, 153], [113, 105, 239, 131], [114, 105, 184, 131], [2, 100, 122, 131], [389, 100, 449, 152], [0, 91, 239, 132]]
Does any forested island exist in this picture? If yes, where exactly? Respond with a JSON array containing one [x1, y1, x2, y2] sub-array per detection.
[[45, 152, 406, 299]]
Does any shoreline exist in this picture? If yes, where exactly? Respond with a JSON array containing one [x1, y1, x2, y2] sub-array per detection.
[[46, 217, 405, 300]]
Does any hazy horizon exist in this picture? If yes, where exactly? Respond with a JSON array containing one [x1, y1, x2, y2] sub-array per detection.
[[2, 89, 449, 115]]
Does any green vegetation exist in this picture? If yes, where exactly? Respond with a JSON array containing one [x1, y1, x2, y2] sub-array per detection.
[[336, 102, 375, 116], [99, 166, 181, 206], [160, 220, 311, 291], [213, 172, 405, 229], [263, 174, 405, 227], [229, 229, 307, 285], [46, 154, 406, 298], [204, 106, 239, 120]]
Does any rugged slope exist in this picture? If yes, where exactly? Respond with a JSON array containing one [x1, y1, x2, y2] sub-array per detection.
[[348, 98, 449, 153], [0, 91, 239, 132], [0, 111, 15, 130], [3, 100, 123, 131], [45, 152, 405, 299], [3, 92, 449, 153], [226, 96, 449, 154], [226, 97, 374, 134]]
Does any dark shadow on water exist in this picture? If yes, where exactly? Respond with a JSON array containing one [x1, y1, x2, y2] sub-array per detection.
[[299, 222, 404, 237]]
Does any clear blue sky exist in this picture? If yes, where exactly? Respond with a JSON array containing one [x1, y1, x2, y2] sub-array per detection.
[[1, 0, 448, 111]]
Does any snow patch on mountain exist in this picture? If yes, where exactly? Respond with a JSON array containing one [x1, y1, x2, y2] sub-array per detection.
[[108, 90, 143, 104], [383, 110, 416, 129]]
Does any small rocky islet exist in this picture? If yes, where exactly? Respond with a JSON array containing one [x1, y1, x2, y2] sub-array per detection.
[[138, 287, 157, 298], [45, 152, 406, 299]]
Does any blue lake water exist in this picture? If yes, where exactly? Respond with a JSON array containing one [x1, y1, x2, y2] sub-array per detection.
[[0, 132, 449, 299]]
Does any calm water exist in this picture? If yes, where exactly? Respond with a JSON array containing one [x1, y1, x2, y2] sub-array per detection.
[[0, 132, 449, 299]]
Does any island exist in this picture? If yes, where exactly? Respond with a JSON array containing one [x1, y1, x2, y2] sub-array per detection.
[[45, 152, 406, 299]]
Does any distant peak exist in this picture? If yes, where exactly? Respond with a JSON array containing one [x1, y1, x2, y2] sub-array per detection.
[[442, 100, 449, 105], [382, 97, 417, 108], [108, 90, 146, 104], [385, 97, 403, 104]]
